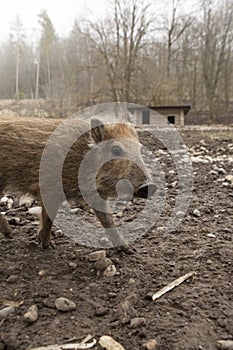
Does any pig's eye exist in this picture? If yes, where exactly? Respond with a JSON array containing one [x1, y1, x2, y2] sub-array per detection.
[[111, 145, 123, 157]]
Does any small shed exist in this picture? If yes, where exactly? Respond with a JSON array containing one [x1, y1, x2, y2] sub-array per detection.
[[128, 105, 191, 127]]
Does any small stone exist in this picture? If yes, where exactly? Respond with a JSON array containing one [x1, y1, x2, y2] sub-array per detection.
[[218, 168, 226, 175], [99, 336, 125, 350], [206, 233, 216, 238], [38, 270, 46, 276], [128, 278, 136, 285], [99, 237, 110, 246], [210, 170, 218, 176], [23, 305, 38, 323], [157, 226, 166, 234], [193, 209, 201, 217], [130, 317, 146, 329], [103, 264, 117, 277], [108, 292, 117, 298], [95, 306, 108, 316], [88, 250, 106, 262], [7, 275, 18, 283], [94, 258, 112, 272], [143, 339, 158, 350], [225, 175, 233, 183], [70, 208, 80, 214], [55, 229, 63, 236], [0, 307, 14, 321], [55, 297, 76, 312], [28, 206, 42, 215], [68, 262, 77, 269]]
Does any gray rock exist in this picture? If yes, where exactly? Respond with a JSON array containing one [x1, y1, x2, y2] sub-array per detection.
[[23, 305, 38, 323], [0, 306, 14, 321], [55, 297, 77, 312], [7, 275, 18, 283], [193, 209, 201, 217], [218, 168, 226, 175], [130, 317, 146, 328], [103, 265, 117, 277], [88, 250, 106, 262]]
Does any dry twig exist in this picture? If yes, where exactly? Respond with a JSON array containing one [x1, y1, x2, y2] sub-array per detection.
[[152, 271, 195, 301]]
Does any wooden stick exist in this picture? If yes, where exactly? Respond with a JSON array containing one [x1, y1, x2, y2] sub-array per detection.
[[30, 336, 96, 350], [152, 271, 195, 301], [216, 340, 233, 350]]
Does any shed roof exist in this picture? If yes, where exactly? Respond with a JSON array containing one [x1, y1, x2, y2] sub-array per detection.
[[128, 105, 191, 116]]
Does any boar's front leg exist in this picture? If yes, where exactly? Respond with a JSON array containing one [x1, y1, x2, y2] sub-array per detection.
[[0, 213, 13, 238], [38, 204, 54, 249], [93, 200, 133, 254]]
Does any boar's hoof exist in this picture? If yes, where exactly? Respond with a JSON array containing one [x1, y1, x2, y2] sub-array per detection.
[[136, 183, 156, 199], [38, 233, 55, 249], [115, 245, 136, 255]]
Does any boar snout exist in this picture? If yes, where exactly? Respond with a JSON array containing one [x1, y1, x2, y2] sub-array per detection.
[[135, 182, 156, 199]]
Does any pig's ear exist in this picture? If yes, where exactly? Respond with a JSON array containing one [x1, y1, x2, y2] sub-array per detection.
[[91, 118, 106, 143]]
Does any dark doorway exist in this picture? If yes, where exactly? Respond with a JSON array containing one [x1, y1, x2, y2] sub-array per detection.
[[167, 116, 175, 124], [142, 110, 150, 124]]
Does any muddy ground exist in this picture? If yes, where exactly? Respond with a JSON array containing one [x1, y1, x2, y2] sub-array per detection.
[[0, 126, 232, 350]]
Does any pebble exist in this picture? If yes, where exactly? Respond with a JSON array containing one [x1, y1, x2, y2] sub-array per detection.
[[99, 335, 125, 350], [38, 270, 46, 277], [116, 211, 124, 218], [108, 292, 117, 298], [0, 306, 14, 321], [7, 275, 18, 283], [68, 262, 77, 269], [218, 168, 226, 175], [128, 278, 136, 285], [130, 317, 146, 329], [193, 209, 201, 217], [88, 250, 106, 262], [94, 258, 112, 272], [28, 206, 42, 215], [95, 306, 108, 317], [157, 226, 166, 234], [225, 175, 233, 183], [143, 339, 158, 350], [206, 233, 216, 238], [216, 340, 233, 350], [55, 297, 77, 312], [70, 208, 80, 214], [23, 305, 38, 323], [103, 264, 117, 277], [99, 237, 110, 246], [210, 170, 218, 176]]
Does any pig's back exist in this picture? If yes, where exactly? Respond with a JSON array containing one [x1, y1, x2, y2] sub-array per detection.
[[0, 117, 89, 196]]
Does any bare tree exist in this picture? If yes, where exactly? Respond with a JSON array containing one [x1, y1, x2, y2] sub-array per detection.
[[89, 0, 153, 102], [38, 10, 57, 99], [9, 15, 25, 99], [201, 0, 233, 115], [164, 0, 193, 81]]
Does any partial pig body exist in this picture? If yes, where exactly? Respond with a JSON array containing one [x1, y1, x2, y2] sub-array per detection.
[[0, 117, 155, 250]]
